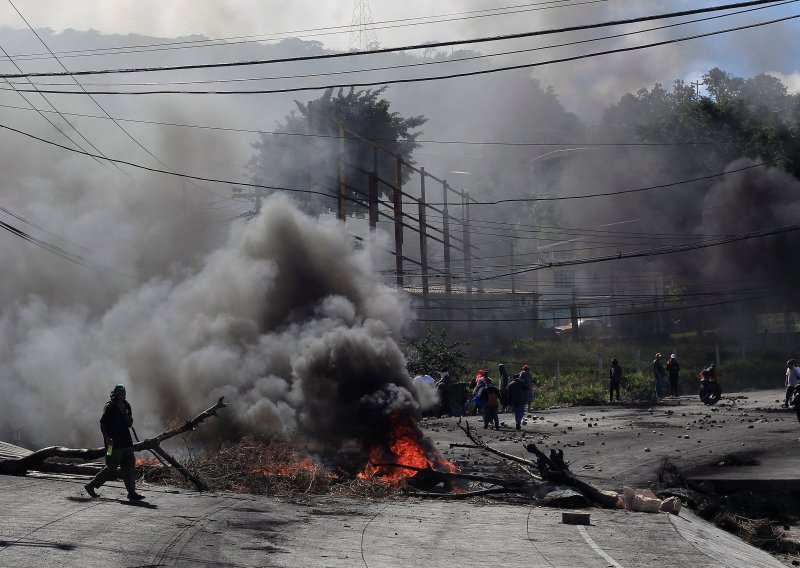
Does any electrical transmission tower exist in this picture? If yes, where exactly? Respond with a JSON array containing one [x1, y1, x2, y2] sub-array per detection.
[[349, 0, 379, 51]]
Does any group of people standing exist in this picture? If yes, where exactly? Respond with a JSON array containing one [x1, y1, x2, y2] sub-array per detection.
[[652, 353, 682, 399], [469, 364, 534, 431]]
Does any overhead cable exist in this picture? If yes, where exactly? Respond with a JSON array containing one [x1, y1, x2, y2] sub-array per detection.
[[0, 0, 790, 80]]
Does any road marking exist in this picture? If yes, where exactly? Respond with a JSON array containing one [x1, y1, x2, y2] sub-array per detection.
[[577, 525, 624, 568]]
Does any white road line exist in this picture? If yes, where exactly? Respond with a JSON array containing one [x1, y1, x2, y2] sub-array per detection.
[[577, 525, 624, 568]]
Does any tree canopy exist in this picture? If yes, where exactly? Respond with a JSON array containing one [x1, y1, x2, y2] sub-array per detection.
[[247, 87, 427, 213]]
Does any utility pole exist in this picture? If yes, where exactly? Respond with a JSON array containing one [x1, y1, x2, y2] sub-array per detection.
[[419, 168, 429, 314], [394, 156, 404, 287], [691, 79, 705, 99], [307, 101, 317, 216], [338, 124, 346, 221], [462, 192, 473, 334], [509, 237, 516, 293], [442, 180, 453, 323]]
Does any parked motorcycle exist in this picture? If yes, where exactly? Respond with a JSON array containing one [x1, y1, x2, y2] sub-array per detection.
[[790, 388, 800, 423], [698, 364, 722, 406]]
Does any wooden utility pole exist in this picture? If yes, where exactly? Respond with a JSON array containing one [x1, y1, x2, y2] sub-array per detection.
[[307, 101, 317, 216], [368, 147, 379, 231], [419, 169, 430, 313], [394, 156, 404, 287], [337, 124, 346, 221], [442, 180, 452, 322], [462, 192, 473, 333], [509, 237, 516, 293]]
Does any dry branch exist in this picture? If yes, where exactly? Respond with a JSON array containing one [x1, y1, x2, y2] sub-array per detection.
[[524, 443, 622, 509], [0, 397, 227, 479], [456, 418, 542, 481]]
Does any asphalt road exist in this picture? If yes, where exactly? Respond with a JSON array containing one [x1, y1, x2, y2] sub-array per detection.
[[425, 389, 800, 491], [0, 389, 796, 568], [0, 473, 786, 568]]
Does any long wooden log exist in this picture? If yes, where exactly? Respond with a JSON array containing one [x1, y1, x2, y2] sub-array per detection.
[[524, 443, 622, 509], [0, 397, 226, 476], [407, 487, 513, 499], [370, 462, 524, 488]]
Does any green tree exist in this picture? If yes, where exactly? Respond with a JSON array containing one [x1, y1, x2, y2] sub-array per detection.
[[247, 87, 426, 212], [405, 328, 469, 379]]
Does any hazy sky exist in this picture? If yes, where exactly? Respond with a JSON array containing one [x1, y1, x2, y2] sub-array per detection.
[[0, 1, 796, 97]]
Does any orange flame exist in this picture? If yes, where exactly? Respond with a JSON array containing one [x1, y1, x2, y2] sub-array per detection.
[[357, 416, 457, 485], [135, 457, 161, 467]]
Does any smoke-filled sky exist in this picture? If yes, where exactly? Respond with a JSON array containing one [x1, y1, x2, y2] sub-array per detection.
[[0, 1, 799, 447], [0, 0, 798, 108]]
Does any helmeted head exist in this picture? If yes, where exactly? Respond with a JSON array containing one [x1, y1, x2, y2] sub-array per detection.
[[787, 359, 797, 367], [611, 358, 618, 366], [110, 384, 126, 400], [522, 364, 530, 371], [655, 353, 662, 360], [670, 354, 676, 360]]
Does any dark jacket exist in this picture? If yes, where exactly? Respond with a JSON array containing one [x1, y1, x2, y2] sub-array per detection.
[[609, 364, 623, 385], [666, 359, 680, 379], [652, 359, 665, 378], [100, 399, 133, 448], [507, 378, 527, 406]]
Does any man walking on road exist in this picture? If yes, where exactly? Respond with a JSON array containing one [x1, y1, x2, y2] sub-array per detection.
[[783, 359, 799, 408], [520, 364, 534, 412], [84, 384, 145, 501]]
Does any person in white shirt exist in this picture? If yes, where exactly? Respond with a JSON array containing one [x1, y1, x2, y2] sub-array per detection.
[[783, 359, 799, 408]]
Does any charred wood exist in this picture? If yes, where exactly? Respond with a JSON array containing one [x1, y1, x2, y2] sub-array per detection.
[[0, 398, 226, 480]]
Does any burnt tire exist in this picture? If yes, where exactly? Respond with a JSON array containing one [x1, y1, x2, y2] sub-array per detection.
[[702, 382, 721, 406], [703, 381, 722, 406]]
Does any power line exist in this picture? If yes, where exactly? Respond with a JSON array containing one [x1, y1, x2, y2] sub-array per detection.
[[7, 1, 785, 89], [0, 218, 130, 279], [0, 44, 112, 171], [4, 13, 796, 96], [6, 0, 230, 201], [460, 222, 800, 284], [0, 101, 734, 148], [0, 0, 609, 63], [0, 0, 789, 81], [414, 294, 766, 322]]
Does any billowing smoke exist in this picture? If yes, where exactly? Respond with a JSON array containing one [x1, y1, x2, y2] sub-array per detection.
[[0, 195, 425, 460], [699, 158, 800, 283]]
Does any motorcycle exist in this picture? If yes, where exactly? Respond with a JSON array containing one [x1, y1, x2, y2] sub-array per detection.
[[790, 388, 800, 423], [698, 364, 722, 406]]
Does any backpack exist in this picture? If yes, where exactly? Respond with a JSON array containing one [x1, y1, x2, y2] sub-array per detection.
[[484, 388, 499, 407]]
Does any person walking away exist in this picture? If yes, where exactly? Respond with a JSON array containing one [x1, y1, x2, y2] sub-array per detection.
[[498, 364, 510, 413], [84, 385, 144, 501], [652, 353, 666, 400], [481, 381, 501, 430], [666, 354, 680, 398], [470, 370, 490, 416], [520, 364, 534, 412], [783, 359, 799, 408], [609, 358, 623, 402], [436, 367, 452, 417], [507, 374, 527, 430]]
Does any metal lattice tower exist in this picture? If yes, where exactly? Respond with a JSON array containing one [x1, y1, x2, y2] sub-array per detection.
[[349, 0, 379, 51]]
